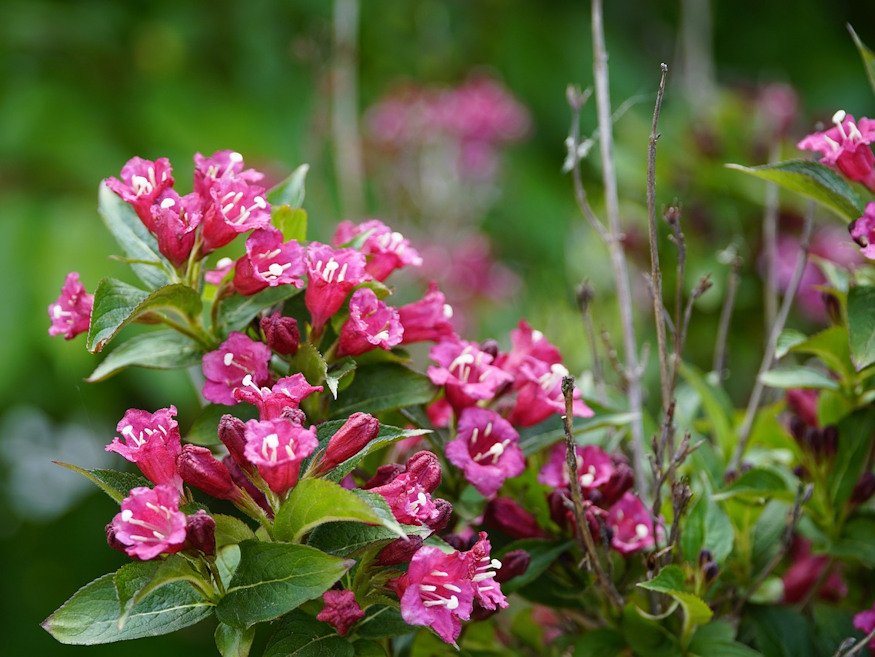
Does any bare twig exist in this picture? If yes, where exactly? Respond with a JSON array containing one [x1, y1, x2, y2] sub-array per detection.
[[567, 85, 609, 243], [577, 281, 607, 403], [729, 202, 815, 472], [833, 627, 875, 657], [712, 251, 742, 380], [679, 274, 713, 361]]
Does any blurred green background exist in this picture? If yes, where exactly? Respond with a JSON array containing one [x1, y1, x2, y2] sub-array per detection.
[[2, 0, 874, 653]]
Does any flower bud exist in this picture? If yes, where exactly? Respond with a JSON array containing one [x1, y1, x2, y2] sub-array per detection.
[[177, 445, 240, 501], [484, 496, 548, 539], [185, 510, 216, 556], [218, 414, 250, 471], [820, 425, 839, 457], [703, 560, 720, 583], [223, 456, 272, 516], [851, 472, 875, 506], [317, 413, 380, 474], [698, 548, 713, 567], [317, 589, 365, 637], [377, 535, 424, 566], [105, 522, 128, 555], [361, 463, 405, 489], [494, 549, 530, 584], [260, 312, 300, 355], [786, 389, 819, 429], [479, 339, 501, 360], [426, 498, 453, 532], [405, 451, 442, 493]]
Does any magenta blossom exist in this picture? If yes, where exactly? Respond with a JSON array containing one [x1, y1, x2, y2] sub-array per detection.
[[317, 590, 365, 637], [106, 406, 183, 491], [233, 227, 306, 296], [427, 339, 513, 412], [105, 156, 174, 228], [463, 532, 508, 611], [538, 443, 614, 491], [509, 360, 593, 427], [366, 451, 446, 528], [333, 219, 423, 281], [111, 484, 187, 560], [205, 257, 235, 285], [234, 373, 323, 420], [305, 242, 369, 333], [336, 288, 404, 357], [607, 492, 657, 555], [149, 190, 202, 267], [853, 602, 875, 655], [850, 202, 875, 260], [243, 417, 318, 494], [398, 282, 458, 344], [445, 407, 524, 498], [193, 150, 264, 198], [202, 332, 273, 406], [798, 111, 875, 190], [200, 177, 271, 253], [47, 272, 93, 340], [391, 545, 475, 646], [495, 319, 562, 376]]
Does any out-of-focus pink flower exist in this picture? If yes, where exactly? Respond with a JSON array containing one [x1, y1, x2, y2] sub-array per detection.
[[607, 492, 657, 555], [786, 388, 819, 428], [233, 227, 306, 296], [105, 156, 174, 228], [445, 407, 524, 498], [234, 373, 323, 421], [334, 219, 423, 282], [853, 601, 875, 655], [538, 443, 614, 491], [106, 406, 183, 491], [482, 497, 548, 539], [305, 242, 369, 333], [390, 545, 474, 647], [508, 360, 593, 427], [202, 332, 273, 406], [850, 202, 875, 261], [204, 257, 235, 285], [757, 83, 798, 138], [798, 111, 875, 190], [317, 590, 365, 637], [149, 190, 202, 268], [243, 417, 318, 495], [782, 536, 847, 603], [398, 282, 458, 344], [47, 272, 93, 340], [111, 484, 187, 560], [426, 398, 453, 429], [427, 339, 513, 412], [463, 532, 507, 611], [336, 288, 404, 358]]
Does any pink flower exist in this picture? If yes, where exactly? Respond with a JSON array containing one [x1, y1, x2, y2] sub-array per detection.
[[390, 545, 475, 646], [538, 443, 614, 491], [305, 242, 369, 333], [798, 111, 875, 190], [110, 484, 187, 560], [47, 272, 93, 340], [850, 202, 875, 260], [202, 332, 272, 406], [445, 407, 524, 497], [149, 190, 202, 267], [398, 282, 458, 344], [234, 373, 323, 420], [243, 417, 318, 494], [333, 219, 423, 281], [427, 339, 513, 412], [496, 320, 562, 375], [205, 257, 235, 285], [201, 177, 271, 253], [193, 150, 264, 199], [508, 360, 593, 427], [853, 602, 875, 655], [336, 288, 404, 358], [315, 412, 380, 475], [463, 532, 507, 611], [105, 156, 174, 228], [782, 536, 847, 603], [105, 406, 183, 491], [482, 497, 548, 539], [317, 590, 365, 637], [233, 227, 306, 296], [366, 451, 446, 528], [607, 492, 656, 555]]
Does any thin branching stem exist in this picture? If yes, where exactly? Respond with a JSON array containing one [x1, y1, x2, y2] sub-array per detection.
[[712, 253, 742, 380], [833, 627, 875, 657]]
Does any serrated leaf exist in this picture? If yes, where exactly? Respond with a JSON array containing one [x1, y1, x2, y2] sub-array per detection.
[[307, 521, 430, 558], [52, 462, 151, 503], [758, 367, 840, 391], [114, 557, 210, 630], [87, 330, 203, 381], [727, 160, 863, 222], [263, 609, 353, 657], [216, 540, 353, 628], [848, 286, 875, 371], [41, 569, 212, 644], [330, 363, 436, 419], [216, 622, 256, 657], [849, 24, 875, 97], [98, 181, 173, 289], [292, 342, 328, 386], [87, 279, 204, 353], [216, 285, 301, 334], [269, 163, 309, 209], [638, 565, 687, 594]]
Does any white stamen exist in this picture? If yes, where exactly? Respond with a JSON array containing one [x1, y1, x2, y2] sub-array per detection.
[[635, 523, 650, 538], [160, 197, 176, 209], [443, 304, 454, 319], [444, 584, 462, 593], [223, 352, 235, 366], [430, 570, 448, 577], [419, 584, 437, 592]]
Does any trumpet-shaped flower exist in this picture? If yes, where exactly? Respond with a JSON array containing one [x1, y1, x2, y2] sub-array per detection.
[[538, 442, 614, 491], [193, 150, 263, 198], [110, 484, 187, 560], [305, 242, 369, 333], [105, 156, 174, 228], [798, 111, 875, 190], [47, 272, 93, 340], [398, 282, 457, 344], [607, 492, 657, 555], [850, 202, 875, 260], [201, 177, 271, 253], [149, 190, 202, 267], [508, 360, 593, 427], [336, 288, 404, 357], [233, 227, 306, 296], [106, 406, 183, 491], [234, 373, 323, 420], [427, 339, 513, 412], [243, 417, 318, 494], [463, 532, 507, 611], [202, 332, 272, 406], [333, 219, 422, 281]]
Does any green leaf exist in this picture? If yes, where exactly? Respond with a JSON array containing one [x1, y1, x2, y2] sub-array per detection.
[[679, 363, 735, 455], [276, 207, 308, 243], [274, 478, 399, 543], [620, 604, 682, 657], [186, 403, 258, 446], [87, 330, 203, 382], [292, 342, 329, 386], [98, 181, 173, 289], [517, 411, 636, 456], [689, 622, 763, 657], [114, 557, 210, 630], [306, 521, 430, 558], [829, 409, 875, 510], [326, 359, 357, 399], [216, 622, 256, 657], [638, 565, 686, 594], [330, 363, 436, 418], [848, 286, 875, 371], [775, 329, 807, 359], [573, 628, 627, 657], [353, 639, 388, 657], [216, 284, 301, 334], [681, 491, 734, 563], [263, 609, 353, 657], [748, 605, 817, 657], [849, 24, 875, 97], [494, 539, 574, 595], [269, 163, 310, 209], [758, 367, 840, 391], [355, 605, 412, 640], [827, 513, 875, 566], [42, 569, 212, 644], [726, 160, 864, 222], [52, 463, 150, 503], [786, 326, 853, 381], [216, 540, 353, 628], [87, 279, 204, 353], [712, 468, 793, 502]]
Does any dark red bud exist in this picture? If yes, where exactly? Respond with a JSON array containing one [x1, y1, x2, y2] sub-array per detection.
[[185, 510, 216, 556], [261, 312, 301, 355], [820, 425, 839, 457], [218, 414, 250, 471], [405, 451, 442, 493], [426, 498, 453, 532], [361, 463, 405, 489], [319, 413, 380, 474], [442, 532, 477, 551], [223, 456, 272, 516], [851, 472, 875, 506], [177, 445, 240, 501], [106, 523, 127, 554], [821, 292, 842, 326], [494, 549, 530, 584], [485, 496, 549, 539], [377, 535, 424, 565], [479, 339, 500, 360], [698, 548, 713, 567], [703, 561, 720, 583]]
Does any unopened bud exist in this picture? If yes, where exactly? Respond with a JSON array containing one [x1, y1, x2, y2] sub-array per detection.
[[185, 510, 216, 556], [318, 413, 380, 474], [177, 445, 240, 501], [821, 292, 842, 326], [405, 451, 442, 493], [105, 522, 127, 555], [485, 496, 548, 539], [361, 463, 405, 490], [427, 498, 453, 532], [703, 560, 720, 583], [260, 312, 301, 355], [223, 456, 271, 516], [479, 339, 500, 360], [442, 532, 476, 551], [494, 549, 531, 584], [820, 425, 839, 457], [377, 535, 424, 565], [576, 280, 595, 313], [851, 471, 875, 506], [698, 548, 713, 567], [218, 414, 250, 471]]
